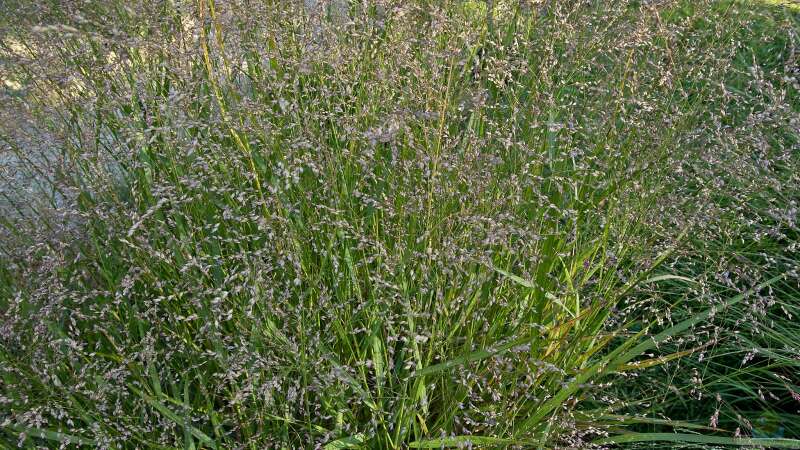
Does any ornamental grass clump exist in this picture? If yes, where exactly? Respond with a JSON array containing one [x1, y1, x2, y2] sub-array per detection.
[[0, 0, 798, 448]]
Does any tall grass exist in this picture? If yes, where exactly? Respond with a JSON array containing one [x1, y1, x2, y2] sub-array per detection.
[[609, 2, 800, 443], [0, 0, 798, 448]]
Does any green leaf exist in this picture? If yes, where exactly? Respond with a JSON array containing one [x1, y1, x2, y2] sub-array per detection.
[[615, 227, 690, 298], [324, 433, 367, 449], [322, 354, 379, 411], [594, 414, 716, 431], [493, 267, 575, 316], [9, 426, 96, 447], [596, 433, 800, 448], [411, 334, 531, 378], [370, 328, 386, 387], [130, 386, 218, 449], [492, 267, 535, 288], [409, 436, 534, 448], [617, 343, 711, 371], [640, 274, 696, 285]]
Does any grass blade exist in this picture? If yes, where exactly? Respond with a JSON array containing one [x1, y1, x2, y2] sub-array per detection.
[[130, 386, 218, 449], [596, 433, 800, 448], [324, 433, 367, 449], [9, 426, 97, 447], [409, 436, 534, 448]]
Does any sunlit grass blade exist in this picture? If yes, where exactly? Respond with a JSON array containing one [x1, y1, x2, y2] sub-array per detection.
[[7, 426, 97, 447], [409, 436, 535, 448], [324, 433, 367, 449]]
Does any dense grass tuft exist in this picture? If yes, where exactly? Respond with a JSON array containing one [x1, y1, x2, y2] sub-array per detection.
[[1, 0, 798, 448]]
